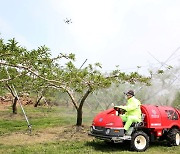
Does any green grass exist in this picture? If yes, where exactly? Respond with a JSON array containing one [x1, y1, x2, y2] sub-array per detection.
[[0, 105, 97, 135], [0, 105, 180, 154], [0, 140, 180, 154], [0, 106, 77, 135]]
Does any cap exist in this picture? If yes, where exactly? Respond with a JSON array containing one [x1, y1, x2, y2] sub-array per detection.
[[124, 90, 134, 96]]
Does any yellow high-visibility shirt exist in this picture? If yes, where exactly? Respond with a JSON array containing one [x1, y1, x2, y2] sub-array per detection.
[[116, 97, 142, 120]]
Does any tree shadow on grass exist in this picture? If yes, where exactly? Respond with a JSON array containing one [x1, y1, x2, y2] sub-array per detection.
[[85, 139, 176, 153], [85, 139, 131, 153], [150, 140, 167, 147], [149, 140, 175, 149]]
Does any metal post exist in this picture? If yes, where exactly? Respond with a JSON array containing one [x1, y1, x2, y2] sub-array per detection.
[[5, 67, 32, 133], [79, 59, 88, 69]]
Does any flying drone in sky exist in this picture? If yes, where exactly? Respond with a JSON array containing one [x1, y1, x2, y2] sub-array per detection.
[[64, 18, 72, 24]]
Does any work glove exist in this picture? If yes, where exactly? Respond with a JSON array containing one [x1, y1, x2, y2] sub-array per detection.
[[114, 105, 126, 114]]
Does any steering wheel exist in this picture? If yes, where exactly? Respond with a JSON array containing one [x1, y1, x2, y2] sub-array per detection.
[[114, 107, 126, 115]]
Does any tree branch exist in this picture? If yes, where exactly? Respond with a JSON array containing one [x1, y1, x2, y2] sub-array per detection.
[[0, 53, 12, 57], [6, 83, 16, 97], [79, 87, 92, 109], [44, 84, 78, 110], [0, 73, 25, 82], [66, 90, 78, 110], [0, 61, 79, 111], [0, 61, 64, 86]]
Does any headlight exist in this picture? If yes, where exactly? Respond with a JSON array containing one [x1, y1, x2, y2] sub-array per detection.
[[105, 128, 111, 135]]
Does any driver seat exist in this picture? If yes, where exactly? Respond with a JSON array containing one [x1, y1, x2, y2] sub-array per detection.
[[133, 113, 146, 127]]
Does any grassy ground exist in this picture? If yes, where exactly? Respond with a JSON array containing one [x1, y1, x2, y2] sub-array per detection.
[[0, 104, 180, 154]]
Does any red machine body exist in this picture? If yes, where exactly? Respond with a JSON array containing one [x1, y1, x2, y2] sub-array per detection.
[[89, 104, 180, 152], [141, 105, 180, 127], [92, 108, 123, 128], [92, 105, 180, 132]]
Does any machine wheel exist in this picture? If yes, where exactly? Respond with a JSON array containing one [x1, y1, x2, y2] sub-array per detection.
[[167, 128, 180, 146], [130, 131, 149, 152]]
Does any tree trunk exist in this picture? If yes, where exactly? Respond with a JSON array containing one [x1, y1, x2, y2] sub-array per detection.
[[76, 88, 92, 126], [34, 95, 43, 107], [12, 96, 18, 114], [76, 108, 83, 126]]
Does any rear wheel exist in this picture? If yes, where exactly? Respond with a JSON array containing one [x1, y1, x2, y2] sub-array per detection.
[[167, 128, 180, 146], [130, 131, 149, 152]]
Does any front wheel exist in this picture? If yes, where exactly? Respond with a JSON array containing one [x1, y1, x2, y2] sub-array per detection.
[[167, 128, 180, 146], [130, 131, 149, 152]]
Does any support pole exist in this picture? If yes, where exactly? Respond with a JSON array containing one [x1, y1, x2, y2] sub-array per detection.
[[5, 67, 32, 133]]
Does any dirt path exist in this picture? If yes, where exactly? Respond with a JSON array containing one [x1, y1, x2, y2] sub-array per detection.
[[0, 125, 92, 146]]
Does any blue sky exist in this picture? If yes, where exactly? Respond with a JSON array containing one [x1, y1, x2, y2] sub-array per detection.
[[0, 0, 180, 75]]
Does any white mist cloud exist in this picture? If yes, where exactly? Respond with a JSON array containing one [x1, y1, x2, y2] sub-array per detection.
[[48, 0, 180, 73]]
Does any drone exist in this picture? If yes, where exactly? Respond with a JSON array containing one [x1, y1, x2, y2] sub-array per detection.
[[64, 18, 72, 24]]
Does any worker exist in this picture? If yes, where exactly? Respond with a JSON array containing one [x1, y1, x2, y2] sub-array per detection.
[[114, 90, 142, 135]]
